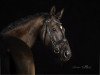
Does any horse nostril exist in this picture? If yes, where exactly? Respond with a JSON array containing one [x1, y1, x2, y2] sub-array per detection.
[[64, 51, 68, 58]]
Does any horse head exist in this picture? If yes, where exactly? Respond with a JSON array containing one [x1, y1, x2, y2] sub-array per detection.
[[40, 6, 72, 62]]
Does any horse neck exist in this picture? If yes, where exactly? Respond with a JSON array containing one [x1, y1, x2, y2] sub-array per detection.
[[3, 16, 44, 48]]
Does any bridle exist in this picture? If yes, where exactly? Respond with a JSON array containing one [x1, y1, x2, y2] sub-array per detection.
[[41, 17, 68, 54]]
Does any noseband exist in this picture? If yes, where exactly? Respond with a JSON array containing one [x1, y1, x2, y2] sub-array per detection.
[[42, 18, 67, 53]]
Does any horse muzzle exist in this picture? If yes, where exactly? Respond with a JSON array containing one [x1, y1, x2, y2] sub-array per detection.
[[60, 46, 72, 61], [53, 41, 72, 62]]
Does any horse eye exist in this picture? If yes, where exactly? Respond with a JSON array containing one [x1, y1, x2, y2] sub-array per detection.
[[52, 28, 56, 31]]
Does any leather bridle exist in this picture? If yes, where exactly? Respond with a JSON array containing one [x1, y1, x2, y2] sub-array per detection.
[[41, 18, 67, 54]]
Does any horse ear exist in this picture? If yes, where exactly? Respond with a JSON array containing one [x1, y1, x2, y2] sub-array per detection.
[[50, 6, 56, 16], [56, 8, 64, 19]]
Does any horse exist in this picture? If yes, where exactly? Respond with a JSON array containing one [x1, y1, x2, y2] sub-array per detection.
[[0, 6, 72, 75]]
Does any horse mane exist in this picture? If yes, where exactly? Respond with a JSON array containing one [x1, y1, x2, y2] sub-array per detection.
[[1, 13, 50, 34]]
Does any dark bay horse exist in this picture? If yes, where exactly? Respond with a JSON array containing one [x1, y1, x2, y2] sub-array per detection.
[[0, 6, 72, 75]]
